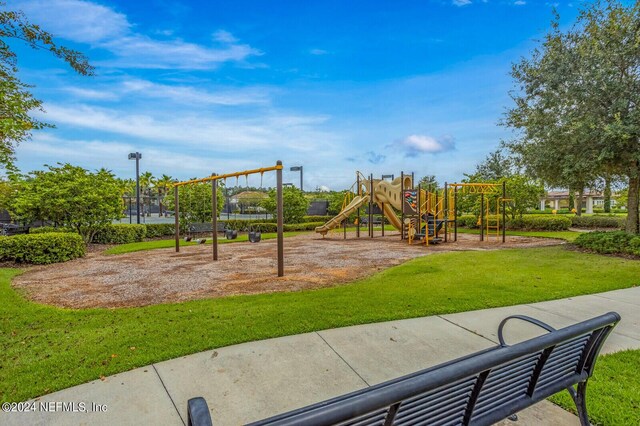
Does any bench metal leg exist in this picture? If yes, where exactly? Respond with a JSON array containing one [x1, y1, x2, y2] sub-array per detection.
[[187, 397, 213, 426], [567, 381, 590, 426]]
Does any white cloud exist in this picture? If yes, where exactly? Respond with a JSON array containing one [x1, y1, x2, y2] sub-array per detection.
[[119, 79, 271, 106], [393, 134, 455, 156], [13, 0, 261, 70], [452, 0, 472, 6], [37, 103, 335, 153], [62, 87, 119, 101], [310, 49, 329, 55], [60, 77, 271, 105], [213, 30, 238, 43], [514, 1, 526, 5]]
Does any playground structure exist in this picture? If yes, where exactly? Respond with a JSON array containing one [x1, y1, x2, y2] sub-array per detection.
[[316, 172, 508, 245], [172, 161, 285, 277]]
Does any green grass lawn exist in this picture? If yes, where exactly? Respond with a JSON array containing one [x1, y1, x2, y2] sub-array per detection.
[[104, 231, 306, 254], [2, 246, 640, 405], [550, 349, 640, 425], [456, 227, 581, 242]]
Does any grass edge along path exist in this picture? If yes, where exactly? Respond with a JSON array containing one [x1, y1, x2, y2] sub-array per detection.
[[550, 349, 640, 425], [2, 246, 640, 409], [104, 231, 307, 255], [455, 228, 581, 242]]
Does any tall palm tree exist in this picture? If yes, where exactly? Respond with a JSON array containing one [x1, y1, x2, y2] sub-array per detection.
[[155, 174, 174, 216], [139, 171, 155, 217]]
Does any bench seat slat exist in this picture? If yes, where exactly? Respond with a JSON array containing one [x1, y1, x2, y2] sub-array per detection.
[[395, 378, 474, 419], [394, 387, 470, 424], [481, 357, 539, 392], [476, 366, 534, 405], [396, 398, 468, 426]]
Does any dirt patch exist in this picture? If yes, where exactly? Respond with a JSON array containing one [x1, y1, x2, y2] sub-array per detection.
[[12, 232, 563, 309]]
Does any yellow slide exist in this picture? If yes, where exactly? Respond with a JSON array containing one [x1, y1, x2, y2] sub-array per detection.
[[379, 202, 403, 231], [315, 195, 370, 235]]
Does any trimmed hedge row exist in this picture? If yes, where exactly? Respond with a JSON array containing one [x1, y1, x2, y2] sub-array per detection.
[[570, 215, 625, 229], [93, 224, 147, 244], [30, 226, 73, 234], [506, 215, 571, 231], [457, 214, 571, 231], [144, 223, 176, 238], [0, 232, 86, 264], [574, 231, 640, 256], [243, 222, 327, 232]]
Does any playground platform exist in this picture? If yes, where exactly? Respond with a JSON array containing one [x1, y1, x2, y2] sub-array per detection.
[[2, 287, 639, 426]]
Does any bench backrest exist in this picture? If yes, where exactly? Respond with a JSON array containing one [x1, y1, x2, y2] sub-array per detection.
[[1, 225, 29, 236], [246, 312, 619, 426]]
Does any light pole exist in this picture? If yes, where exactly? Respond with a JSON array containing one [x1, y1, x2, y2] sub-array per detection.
[[290, 166, 303, 192], [128, 152, 142, 224]]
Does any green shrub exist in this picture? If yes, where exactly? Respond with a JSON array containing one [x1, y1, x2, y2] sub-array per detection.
[[571, 215, 625, 229], [574, 231, 640, 256], [30, 226, 74, 234], [144, 223, 175, 238], [0, 232, 85, 264], [284, 222, 325, 231], [302, 215, 333, 223], [249, 222, 278, 232], [93, 224, 147, 244], [458, 215, 479, 228], [507, 215, 571, 231]]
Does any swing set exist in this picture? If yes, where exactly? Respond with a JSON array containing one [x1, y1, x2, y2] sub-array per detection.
[[172, 161, 285, 277]]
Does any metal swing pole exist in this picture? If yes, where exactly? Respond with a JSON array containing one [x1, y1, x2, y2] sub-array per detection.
[[276, 160, 284, 277], [480, 192, 485, 242], [400, 171, 405, 240], [212, 174, 218, 261], [356, 173, 361, 238], [174, 186, 180, 252], [454, 186, 458, 242], [502, 180, 507, 243], [444, 182, 448, 242]]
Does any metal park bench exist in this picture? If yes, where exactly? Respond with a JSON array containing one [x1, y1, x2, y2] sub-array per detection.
[[0, 224, 30, 236], [186, 312, 620, 426]]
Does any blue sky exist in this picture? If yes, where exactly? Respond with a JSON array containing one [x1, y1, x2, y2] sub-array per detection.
[[9, 0, 586, 190]]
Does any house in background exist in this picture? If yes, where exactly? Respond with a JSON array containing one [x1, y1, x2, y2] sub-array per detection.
[[540, 190, 618, 213]]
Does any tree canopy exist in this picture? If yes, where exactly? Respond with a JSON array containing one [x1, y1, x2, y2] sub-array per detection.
[[262, 186, 309, 223], [0, 2, 93, 171], [8, 164, 123, 242], [503, 1, 640, 230]]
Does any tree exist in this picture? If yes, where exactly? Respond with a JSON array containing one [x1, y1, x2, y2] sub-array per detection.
[[503, 2, 640, 228], [139, 171, 155, 217], [163, 182, 224, 230], [502, 174, 545, 219], [8, 164, 123, 242], [262, 186, 309, 223], [474, 150, 514, 181], [418, 175, 438, 192], [0, 3, 93, 171], [155, 174, 174, 216]]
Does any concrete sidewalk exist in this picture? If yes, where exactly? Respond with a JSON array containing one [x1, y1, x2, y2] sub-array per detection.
[[3, 287, 639, 426]]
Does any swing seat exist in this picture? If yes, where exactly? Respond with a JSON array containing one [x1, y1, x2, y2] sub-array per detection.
[[225, 229, 238, 240], [248, 231, 262, 243]]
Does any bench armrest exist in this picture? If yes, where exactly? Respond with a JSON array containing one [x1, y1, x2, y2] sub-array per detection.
[[497, 315, 556, 347], [187, 397, 213, 426]]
